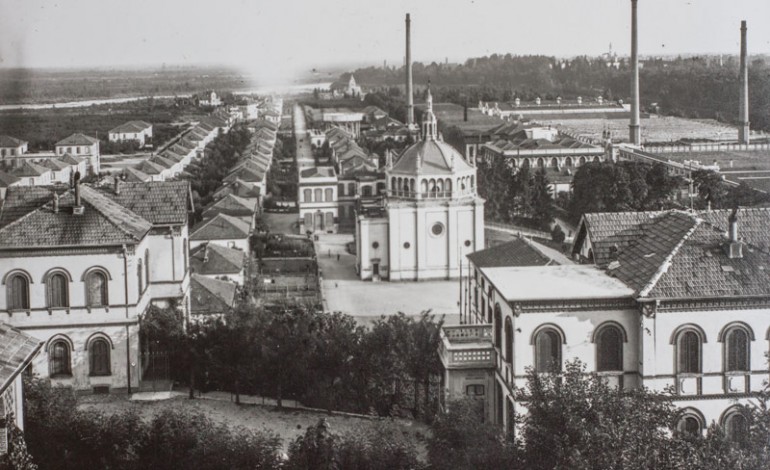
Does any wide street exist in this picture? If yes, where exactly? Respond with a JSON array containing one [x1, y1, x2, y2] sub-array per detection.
[[292, 103, 315, 169]]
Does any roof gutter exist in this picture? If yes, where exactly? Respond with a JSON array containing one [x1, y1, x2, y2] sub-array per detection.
[[0, 339, 44, 396]]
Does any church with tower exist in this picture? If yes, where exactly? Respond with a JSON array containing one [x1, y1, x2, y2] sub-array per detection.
[[355, 87, 485, 281]]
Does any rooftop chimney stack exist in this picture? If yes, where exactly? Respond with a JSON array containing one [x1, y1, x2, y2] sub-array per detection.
[[73, 171, 84, 215], [725, 207, 743, 258], [629, 0, 641, 145], [53, 193, 59, 213], [739, 20, 750, 144], [405, 13, 414, 127]]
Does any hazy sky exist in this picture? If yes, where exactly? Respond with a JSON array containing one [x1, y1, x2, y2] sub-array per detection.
[[1, 0, 769, 84]]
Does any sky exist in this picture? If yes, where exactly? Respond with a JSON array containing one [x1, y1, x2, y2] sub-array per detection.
[[1, 0, 769, 84]]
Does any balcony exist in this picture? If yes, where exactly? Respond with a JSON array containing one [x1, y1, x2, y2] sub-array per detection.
[[439, 324, 496, 370]]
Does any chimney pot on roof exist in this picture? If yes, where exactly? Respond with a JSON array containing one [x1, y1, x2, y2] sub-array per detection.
[[203, 243, 209, 262], [53, 192, 59, 213], [114, 178, 120, 195], [728, 207, 739, 242]]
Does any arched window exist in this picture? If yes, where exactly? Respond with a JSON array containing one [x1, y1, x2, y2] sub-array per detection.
[[677, 330, 702, 374], [535, 328, 562, 373], [724, 411, 748, 445], [89, 338, 111, 376], [49, 340, 71, 377], [338, 183, 346, 197], [676, 411, 703, 438], [725, 328, 750, 372], [536, 157, 545, 168], [565, 157, 573, 167], [6, 272, 30, 310], [314, 188, 322, 202], [47, 272, 69, 308], [504, 317, 513, 364], [420, 179, 428, 195], [303, 188, 312, 202], [494, 304, 502, 349], [550, 157, 559, 168], [597, 324, 624, 372], [85, 270, 108, 307], [390, 177, 396, 191]]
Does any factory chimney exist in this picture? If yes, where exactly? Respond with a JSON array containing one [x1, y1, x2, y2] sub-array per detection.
[[629, 0, 641, 145], [405, 13, 414, 127], [738, 20, 750, 144]]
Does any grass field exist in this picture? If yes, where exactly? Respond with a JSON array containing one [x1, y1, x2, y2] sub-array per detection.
[[78, 393, 429, 456], [0, 100, 205, 151]]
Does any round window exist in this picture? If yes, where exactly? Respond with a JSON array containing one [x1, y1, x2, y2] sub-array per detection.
[[372, 241, 379, 249], [403, 242, 411, 249], [431, 223, 444, 236], [464, 240, 471, 247]]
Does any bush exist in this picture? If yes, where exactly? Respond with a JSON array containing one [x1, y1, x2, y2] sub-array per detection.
[[551, 224, 565, 243], [286, 419, 420, 470], [22, 377, 282, 470]]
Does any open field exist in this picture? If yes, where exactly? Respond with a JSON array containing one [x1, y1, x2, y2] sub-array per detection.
[[0, 100, 204, 151], [78, 393, 429, 456], [538, 115, 745, 144], [0, 66, 253, 104]]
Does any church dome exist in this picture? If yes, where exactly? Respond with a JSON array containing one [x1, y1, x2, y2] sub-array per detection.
[[390, 138, 473, 176], [386, 84, 478, 200]]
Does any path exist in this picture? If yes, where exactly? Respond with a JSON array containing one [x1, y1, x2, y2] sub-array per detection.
[[293, 103, 315, 169]]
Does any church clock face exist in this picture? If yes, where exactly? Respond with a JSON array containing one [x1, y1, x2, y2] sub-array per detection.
[[430, 222, 445, 237]]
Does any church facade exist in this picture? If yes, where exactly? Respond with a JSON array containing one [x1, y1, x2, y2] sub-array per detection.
[[356, 89, 485, 281]]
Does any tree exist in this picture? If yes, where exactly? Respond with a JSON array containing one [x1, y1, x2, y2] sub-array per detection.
[[518, 360, 692, 469], [428, 398, 521, 469], [286, 419, 420, 470], [551, 224, 566, 243], [692, 169, 728, 209], [530, 168, 554, 229]]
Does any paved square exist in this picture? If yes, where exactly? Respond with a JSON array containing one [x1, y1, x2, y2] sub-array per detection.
[[314, 234, 463, 326]]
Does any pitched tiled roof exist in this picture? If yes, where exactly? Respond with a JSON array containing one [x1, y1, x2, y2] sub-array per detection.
[[607, 212, 699, 294], [149, 155, 176, 169], [98, 181, 192, 225], [0, 185, 151, 249], [0, 323, 43, 394], [0, 170, 21, 187], [109, 121, 152, 134], [0, 135, 27, 147], [122, 167, 152, 182], [0, 185, 69, 228], [190, 213, 251, 241], [203, 194, 257, 218], [41, 158, 71, 170], [467, 237, 555, 268], [59, 153, 85, 165], [190, 274, 237, 315], [190, 243, 245, 275], [135, 160, 165, 175], [10, 161, 51, 177], [224, 166, 264, 183], [581, 211, 660, 266], [55, 133, 99, 146], [213, 180, 261, 200], [585, 209, 770, 299]]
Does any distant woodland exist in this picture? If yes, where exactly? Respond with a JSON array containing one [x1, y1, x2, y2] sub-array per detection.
[[0, 66, 252, 104], [347, 54, 770, 132]]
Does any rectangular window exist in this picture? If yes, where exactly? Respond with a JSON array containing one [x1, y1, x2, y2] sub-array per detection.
[[466, 384, 485, 396]]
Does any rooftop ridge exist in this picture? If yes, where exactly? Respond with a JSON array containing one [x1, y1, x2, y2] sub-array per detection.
[[637, 216, 701, 298]]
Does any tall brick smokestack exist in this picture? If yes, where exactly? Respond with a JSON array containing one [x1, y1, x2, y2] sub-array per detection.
[[406, 13, 414, 127], [739, 20, 750, 144], [629, 0, 641, 145]]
